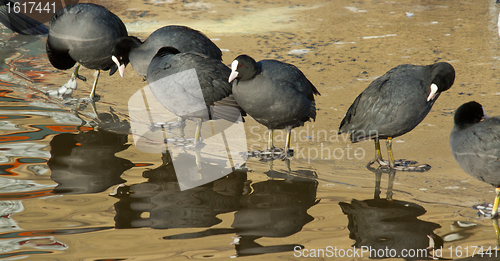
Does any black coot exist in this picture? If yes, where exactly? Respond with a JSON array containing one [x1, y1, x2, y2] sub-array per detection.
[[147, 47, 240, 146], [112, 25, 222, 80], [228, 55, 320, 158], [450, 101, 500, 218], [339, 62, 455, 170], [46, 3, 127, 99]]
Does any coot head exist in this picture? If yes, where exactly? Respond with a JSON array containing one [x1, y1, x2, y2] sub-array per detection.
[[228, 55, 259, 82], [428, 62, 455, 101], [453, 101, 489, 130], [111, 36, 143, 77]]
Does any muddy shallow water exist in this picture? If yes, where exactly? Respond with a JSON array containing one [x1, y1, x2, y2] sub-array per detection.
[[2, 0, 500, 260]]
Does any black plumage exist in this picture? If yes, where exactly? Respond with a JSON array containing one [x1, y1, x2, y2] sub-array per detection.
[[339, 62, 455, 169], [228, 54, 320, 156], [46, 3, 127, 99], [147, 47, 240, 145], [450, 101, 500, 218], [112, 25, 222, 79]]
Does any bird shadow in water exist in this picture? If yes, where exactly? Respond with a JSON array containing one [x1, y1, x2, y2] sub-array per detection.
[[111, 151, 320, 257], [361, 166, 500, 253], [339, 167, 445, 260], [48, 119, 134, 195], [48, 111, 147, 195], [366, 165, 398, 201]]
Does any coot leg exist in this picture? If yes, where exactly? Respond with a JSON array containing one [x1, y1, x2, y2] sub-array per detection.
[[178, 117, 186, 137], [386, 137, 396, 169], [374, 170, 382, 199], [368, 138, 430, 171], [285, 129, 291, 152], [194, 148, 202, 172], [493, 219, 499, 246], [194, 118, 203, 146], [89, 70, 100, 100], [493, 187, 500, 218], [268, 129, 274, 149], [367, 139, 386, 167], [282, 128, 294, 159], [375, 139, 383, 160]]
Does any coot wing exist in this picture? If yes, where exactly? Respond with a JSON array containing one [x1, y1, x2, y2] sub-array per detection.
[[148, 52, 231, 106], [451, 118, 500, 186]]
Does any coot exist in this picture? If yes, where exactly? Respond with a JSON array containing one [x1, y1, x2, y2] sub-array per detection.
[[147, 47, 239, 145], [112, 25, 222, 80], [339, 62, 455, 170], [450, 101, 500, 218], [46, 3, 127, 100], [228, 54, 320, 158]]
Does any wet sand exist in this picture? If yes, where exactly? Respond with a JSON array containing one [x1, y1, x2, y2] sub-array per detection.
[[4, 0, 500, 259]]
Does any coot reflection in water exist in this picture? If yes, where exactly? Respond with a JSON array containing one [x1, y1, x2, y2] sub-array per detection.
[[48, 121, 133, 194], [112, 151, 319, 257], [112, 151, 245, 229], [230, 173, 319, 257], [339, 168, 443, 260]]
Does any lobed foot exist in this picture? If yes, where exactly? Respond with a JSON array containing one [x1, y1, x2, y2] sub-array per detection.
[[368, 158, 431, 172], [247, 147, 294, 161], [164, 136, 202, 149], [150, 120, 186, 132], [281, 148, 294, 160], [473, 203, 500, 219], [78, 94, 100, 106], [46, 70, 87, 100], [46, 77, 78, 99]]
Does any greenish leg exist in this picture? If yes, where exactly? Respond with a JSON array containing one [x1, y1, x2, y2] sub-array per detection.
[[284, 129, 292, 158], [386, 137, 395, 169], [178, 117, 186, 137], [72, 63, 81, 80], [368, 139, 383, 167], [492, 187, 500, 218], [374, 170, 382, 199], [194, 118, 202, 146], [375, 139, 382, 160], [492, 219, 499, 247], [285, 129, 291, 151], [89, 69, 100, 100], [268, 129, 274, 149]]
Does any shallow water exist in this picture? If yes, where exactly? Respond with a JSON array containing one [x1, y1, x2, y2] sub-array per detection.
[[1, 0, 500, 260]]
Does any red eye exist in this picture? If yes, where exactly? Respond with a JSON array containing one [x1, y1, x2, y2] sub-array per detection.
[[240, 65, 243, 68]]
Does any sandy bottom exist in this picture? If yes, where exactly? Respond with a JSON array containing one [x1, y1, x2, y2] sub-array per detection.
[[2, 0, 500, 259]]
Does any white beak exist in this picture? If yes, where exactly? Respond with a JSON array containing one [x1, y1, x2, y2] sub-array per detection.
[[482, 107, 490, 119], [427, 83, 438, 102], [229, 71, 238, 83], [112, 55, 125, 78], [229, 60, 239, 83]]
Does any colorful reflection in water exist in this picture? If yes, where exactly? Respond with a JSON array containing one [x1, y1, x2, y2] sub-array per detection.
[[1, 1, 500, 259]]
